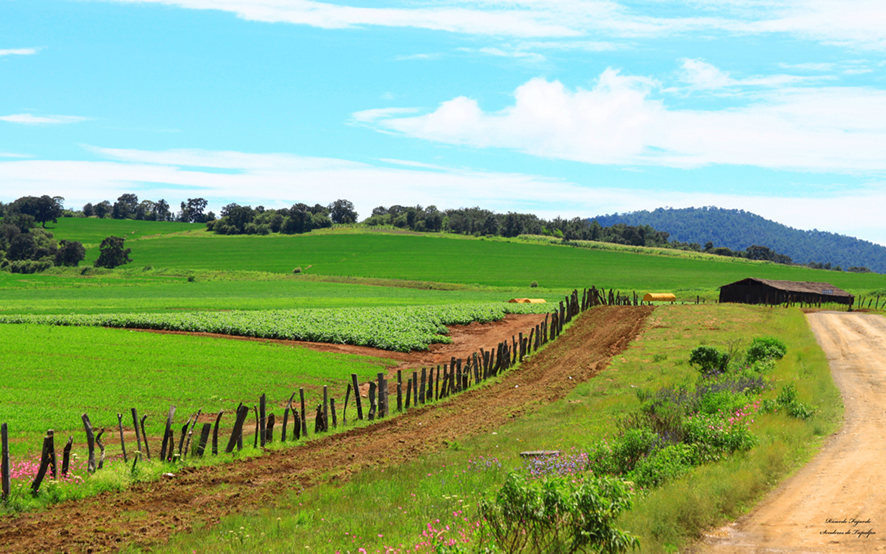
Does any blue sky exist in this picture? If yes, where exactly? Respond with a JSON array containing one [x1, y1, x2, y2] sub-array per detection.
[[3, 0, 886, 243]]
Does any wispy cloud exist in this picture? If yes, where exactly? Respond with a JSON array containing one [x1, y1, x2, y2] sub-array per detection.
[[459, 46, 546, 63], [0, 48, 40, 56], [0, 113, 89, 125], [678, 58, 823, 90], [361, 66, 886, 174], [4, 146, 886, 244], [97, 1, 886, 49], [350, 107, 420, 124], [395, 53, 442, 61]]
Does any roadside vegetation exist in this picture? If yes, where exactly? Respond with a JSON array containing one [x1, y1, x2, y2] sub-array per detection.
[[144, 304, 840, 554]]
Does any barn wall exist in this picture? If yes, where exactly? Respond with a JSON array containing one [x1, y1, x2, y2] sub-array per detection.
[[719, 283, 852, 305]]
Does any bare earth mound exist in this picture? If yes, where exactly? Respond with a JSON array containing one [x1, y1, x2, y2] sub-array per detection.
[[0, 306, 651, 554], [699, 311, 886, 553]]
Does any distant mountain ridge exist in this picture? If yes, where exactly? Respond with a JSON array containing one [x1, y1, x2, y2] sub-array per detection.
[[590, 207, 886, 273]]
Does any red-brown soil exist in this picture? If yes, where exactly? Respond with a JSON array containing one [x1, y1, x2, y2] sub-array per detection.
[[0, 306, 651, 554]]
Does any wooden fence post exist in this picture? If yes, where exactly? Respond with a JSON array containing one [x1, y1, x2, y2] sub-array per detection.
[[323, 386, 329, 428], [196, 423, 212, 458], [61, 436, 73, 477], [299, 388, 308, 437], [130, 408, 142, 457], [397, 370, 403, 412], [350, 375, 363, 421], [82, 413, 97, 473], [225, 404, 249, 453], [377, 374, 386, 418], [266, 413, 275, 444], [159, 406, 176, 463], [343, 383, 351, 425], [1, 423, 9, 501], [96, 429, 106, 470], [330, 398, 338, 428], [117, 413, 128, 463], [212, 411, 223, 455], [183, 410, 200, 459], [259, 394, 267, 448], [140, 415, 151, 460], [368, 382, 377, 421], [31, 430, 54, 495]]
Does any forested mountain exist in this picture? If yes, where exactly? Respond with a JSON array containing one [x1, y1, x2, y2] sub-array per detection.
[[592, 207, 886, 273]]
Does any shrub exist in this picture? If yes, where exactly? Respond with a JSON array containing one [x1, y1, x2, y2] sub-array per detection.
[[629, 443, 698, 488], [746, 337, 787, 364], [689, 346, 729, 377], [530, 280, 538, 288], [479, 472, 639, 554]]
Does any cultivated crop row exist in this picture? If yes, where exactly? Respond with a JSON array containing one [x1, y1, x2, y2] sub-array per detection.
[[0, 303, 551, 352]]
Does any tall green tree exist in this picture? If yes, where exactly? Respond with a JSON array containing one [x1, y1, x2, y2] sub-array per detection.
[[94, 236, 132, 268]]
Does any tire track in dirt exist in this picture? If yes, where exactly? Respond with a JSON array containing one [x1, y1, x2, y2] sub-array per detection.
[[698, 311, 886, 553], [0, 305, 651, 554]]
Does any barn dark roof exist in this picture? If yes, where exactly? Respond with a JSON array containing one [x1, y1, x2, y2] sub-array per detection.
[[720, 278, 852, 298]]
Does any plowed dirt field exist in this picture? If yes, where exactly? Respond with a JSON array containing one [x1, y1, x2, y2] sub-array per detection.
[[0, 305, 652, 554]]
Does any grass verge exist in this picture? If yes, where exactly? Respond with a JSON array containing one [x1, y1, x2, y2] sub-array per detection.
[[142, 304, 841, 553]]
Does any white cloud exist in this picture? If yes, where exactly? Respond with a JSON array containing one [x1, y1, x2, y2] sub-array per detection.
[[350, 107, 420, 124], [395, 53, 442, 61], [678, 58, 823, 90], [95, 1, 886, 50], [364, 67, 886, 174], [680, 59, 734, 89], [779, 62, 835, 71], [3, 146, 886, 244], [0, 48, 39, 56], [0, 113, 89, 125], [461, 47, 547, 63]]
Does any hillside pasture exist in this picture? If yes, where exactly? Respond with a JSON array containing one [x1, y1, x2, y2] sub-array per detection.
[[79, 232, 886, 294], [43, 217, 197, 247]]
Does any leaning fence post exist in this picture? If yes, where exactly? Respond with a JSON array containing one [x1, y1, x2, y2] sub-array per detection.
[[31, 430, 54, 495], [140, 415, 151, 460], [82, 413, 97, 473], [130, 408, 142, 457], [1, 423, 10, 501], [116, 413, 128, 463], [351, 374, 363, 420]]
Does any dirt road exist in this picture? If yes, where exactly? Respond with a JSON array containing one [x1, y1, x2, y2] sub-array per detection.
[[0, 305, 651, 554], [700, 311, 886, 553]]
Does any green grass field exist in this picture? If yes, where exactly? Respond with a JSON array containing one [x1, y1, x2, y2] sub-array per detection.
[[0, 324, 393, 456], [0, 270, 563, 315], [42, 217, 197, 247]]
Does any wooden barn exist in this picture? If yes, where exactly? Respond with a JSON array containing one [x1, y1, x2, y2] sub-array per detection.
[[719, 278, 854, 306]]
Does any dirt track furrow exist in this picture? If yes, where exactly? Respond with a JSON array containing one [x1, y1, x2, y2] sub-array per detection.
[[0, 305, 652, 554], [699, 311, 886, 553]]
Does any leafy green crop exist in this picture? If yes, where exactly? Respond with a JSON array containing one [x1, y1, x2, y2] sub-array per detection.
[[0, 303, 551, 352]]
